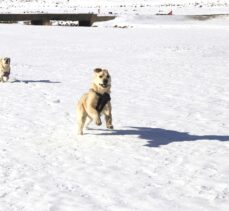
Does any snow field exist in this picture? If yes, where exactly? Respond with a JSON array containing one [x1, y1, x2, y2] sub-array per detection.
[[0, 23, 229, 210]]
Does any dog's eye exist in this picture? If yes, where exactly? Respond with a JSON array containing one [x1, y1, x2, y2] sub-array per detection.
[[99, 75, 103, 78], [107, 75, 110, 79]]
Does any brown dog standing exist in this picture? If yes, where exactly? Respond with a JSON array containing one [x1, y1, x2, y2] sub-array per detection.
[[0, 57, 11, 82], [77, 68, 113, 135]]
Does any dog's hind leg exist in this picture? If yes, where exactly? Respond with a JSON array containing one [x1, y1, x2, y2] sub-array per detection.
[[77, 103, 87, 135], [77, 112, 87, 135]]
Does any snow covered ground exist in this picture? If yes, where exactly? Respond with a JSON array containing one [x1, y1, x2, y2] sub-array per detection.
[[1, 3, 229, 211], [0, 0, 229, 15]]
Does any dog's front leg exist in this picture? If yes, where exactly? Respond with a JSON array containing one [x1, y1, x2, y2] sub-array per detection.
[[3, 76, 8, 82], [86, 104, 101, 126], [103, 102, 113, 129], [85, 117, 93, 129], [89, 109, 101, 126]]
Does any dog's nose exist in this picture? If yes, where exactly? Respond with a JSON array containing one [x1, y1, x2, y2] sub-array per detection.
[[103, 79, 108, 84]]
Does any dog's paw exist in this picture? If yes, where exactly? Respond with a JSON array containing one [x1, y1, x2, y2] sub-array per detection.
[[96, 121, 102, 126], [96, 119, 102, 126], [107, 125, 114, 129], [77, 130, 84, 135], [2, 76, 9, 82]]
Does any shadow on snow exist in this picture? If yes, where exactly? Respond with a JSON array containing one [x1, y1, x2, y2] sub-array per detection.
[[11, 79, 61, 84], [96, 127, 229, 147]]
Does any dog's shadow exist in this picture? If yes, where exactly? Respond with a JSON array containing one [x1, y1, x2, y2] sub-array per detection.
[[11, 79, 61, 84], [95, 127, 229, 147]]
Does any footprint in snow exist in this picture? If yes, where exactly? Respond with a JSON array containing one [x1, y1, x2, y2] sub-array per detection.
[[53, 99, 61, 103]]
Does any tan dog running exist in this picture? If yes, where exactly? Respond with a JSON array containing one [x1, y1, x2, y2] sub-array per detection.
[[77, 68, 113, 135], [0, 57, 11, 82]]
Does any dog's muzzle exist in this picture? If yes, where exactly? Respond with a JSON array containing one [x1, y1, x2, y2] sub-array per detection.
[[100, 84, 109, 88], [99, 79, 109, 88], [4, 58, 10, 64]]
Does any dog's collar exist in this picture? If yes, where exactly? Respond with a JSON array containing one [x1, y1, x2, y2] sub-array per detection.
[[90, 89, 111, 113], [90, 88, 103, 97]]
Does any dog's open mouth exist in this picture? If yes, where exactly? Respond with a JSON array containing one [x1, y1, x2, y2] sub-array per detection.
[[99, 84, 109, 88]]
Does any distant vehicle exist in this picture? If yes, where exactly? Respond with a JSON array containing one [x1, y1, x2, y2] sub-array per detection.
[[156, 10, 173, 15]]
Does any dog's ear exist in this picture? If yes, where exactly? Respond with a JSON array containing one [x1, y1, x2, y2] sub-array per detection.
[[94, 68, 102, 73]]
